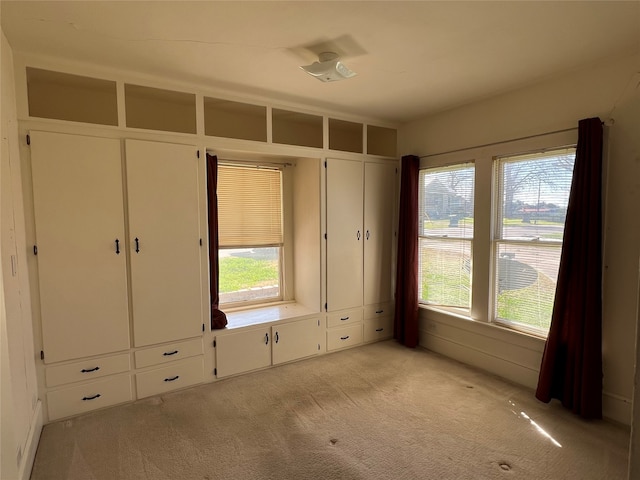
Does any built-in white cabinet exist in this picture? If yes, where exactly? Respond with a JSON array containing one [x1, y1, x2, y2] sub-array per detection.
[[326, 158, 396, 312], [363, 162, 396, 306], [30, 131, 204, 420], [125, 140, 202, 347], [326, 158, 364, 312], [215, 317, 322, 378], [30, 132, 130, 364]]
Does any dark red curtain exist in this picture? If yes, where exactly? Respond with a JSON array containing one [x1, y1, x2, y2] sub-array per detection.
[[535, 117, 603, 418], [206, 154, 227, 329], [394, 155, 420, 348]]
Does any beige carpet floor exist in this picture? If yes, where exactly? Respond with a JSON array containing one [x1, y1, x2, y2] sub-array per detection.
[[31, 341, 629, 479]]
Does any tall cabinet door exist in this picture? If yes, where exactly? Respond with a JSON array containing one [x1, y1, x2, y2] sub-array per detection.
[[326, 158, 363, 312], [125, 140, 202, 347], [30, 131, 129, 363], [364, 162, 396, 305]]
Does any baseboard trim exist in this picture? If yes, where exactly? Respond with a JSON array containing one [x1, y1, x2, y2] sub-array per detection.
[[18, 400, 43, 480], [603, 391, 631, 425]]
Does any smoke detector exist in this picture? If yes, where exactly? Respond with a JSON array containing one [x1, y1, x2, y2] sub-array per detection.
[[300, 52, 357, 82]]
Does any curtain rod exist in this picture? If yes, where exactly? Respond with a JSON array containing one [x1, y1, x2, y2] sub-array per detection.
[[419, 126, 580, 159], [417, 118, 615, 159]]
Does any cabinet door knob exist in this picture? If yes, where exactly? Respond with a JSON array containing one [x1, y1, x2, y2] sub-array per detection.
[[134, 237, 140, 253], [115, 239, 120, 254], [366, 230, 370, 240], [275, 331, 279, 343], [357, 230, 361, 240], [265, 332, 269, 345]]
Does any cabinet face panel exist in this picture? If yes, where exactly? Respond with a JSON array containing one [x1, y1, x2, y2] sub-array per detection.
[[135, 356, 204, 399], [30, 131, 130, 363], [125, 140, 203, 347], [215, 329, 271, 378], [364, 162, 396, 305], [272, 318, 320, 365], [326, 158, 364, 312], [47, 373, 132, 421]]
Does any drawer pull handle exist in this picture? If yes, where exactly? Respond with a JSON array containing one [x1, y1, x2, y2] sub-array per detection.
[[82, 394, 101, 401], [81, 366, 100, 373], [340, 336, 350, 340], [163, 350, 179, 356], [340, 316, 350, 321], [376, 328, 384, 332], [375, 310, 384, 314], [164, 375, 180, 382], [115, 239, 120, 255]]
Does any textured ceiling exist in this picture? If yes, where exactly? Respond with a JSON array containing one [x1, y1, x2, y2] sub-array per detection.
[[2, 1, 639, 124]]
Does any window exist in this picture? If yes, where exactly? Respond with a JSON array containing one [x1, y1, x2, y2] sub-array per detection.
[[217, 164, 283, 306], [418, 163, 475, 311], [494, 148, 576, 334]]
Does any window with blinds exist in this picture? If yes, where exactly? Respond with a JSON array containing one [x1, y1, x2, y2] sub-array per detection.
[[217, 164, 283, 305], [494, 147, 576, 334], [418, 163, 475, 311]]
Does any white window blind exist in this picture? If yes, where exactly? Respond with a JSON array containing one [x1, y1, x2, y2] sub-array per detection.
[[494, 147, 575, 333], [418, 163, 475, 310], [218, 165, 283, 247]]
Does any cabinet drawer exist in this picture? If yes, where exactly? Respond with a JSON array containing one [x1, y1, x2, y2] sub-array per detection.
[[364, 302, 393, 320], [135, 356, 204, 399], [364, 316, 393, 343], [135, 337, 203, 369], [327, 324, 363, 352], [326, 308, 363, 328], [47, 374, 132, 421], [45, 353, 131, 388]]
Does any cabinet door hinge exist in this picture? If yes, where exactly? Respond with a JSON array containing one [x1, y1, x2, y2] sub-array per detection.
[[40, 350, 44, 360], [324, 161, 327, 168], [202, 323, 205, 332], [199, 238, 203, 246], [197, 150, 200, 158], [26, 134, 31, 145], [33, 245, 38, 255], [213, 339, 216, 348], [318, 344, 320, 351], [214, 368, 217, 376], [324, 233, 327, 240], [324, 302, 328, 311], [317, 319, 320, 327]]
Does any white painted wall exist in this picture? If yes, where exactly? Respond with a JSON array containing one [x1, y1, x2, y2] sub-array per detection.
[[1, 28, 42, 480], [400, 52, 640, 425]]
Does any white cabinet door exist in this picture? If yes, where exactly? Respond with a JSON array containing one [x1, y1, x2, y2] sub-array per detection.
[[31, 131, 129, 363], [364, 162, 396, 305], [125, 140, 203, 347], [272, 318, 321, 365], [215, 328, 271, 378], [326, 158, 363, 312]]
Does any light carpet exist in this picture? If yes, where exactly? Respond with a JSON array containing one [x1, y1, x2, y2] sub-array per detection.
[[30, 341, 629, 479]]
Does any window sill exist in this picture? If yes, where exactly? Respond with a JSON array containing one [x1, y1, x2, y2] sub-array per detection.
[[223, 302, 319, 329]]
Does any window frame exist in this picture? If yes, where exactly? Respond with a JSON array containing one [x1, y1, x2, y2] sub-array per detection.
[[492, 148, 576, 336], [216, 160, 288, 308], [417, 129, 579, 339], [418, 162, 476, 314]]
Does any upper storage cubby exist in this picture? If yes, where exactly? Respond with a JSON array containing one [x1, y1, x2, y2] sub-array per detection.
[[26, 68, 118, 126], [125, 84, 196, 134], [204, 97, 267, 142], [272, 109, 323, 148], [367, 125, 397, 157], [329, 118, 363, 153]]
